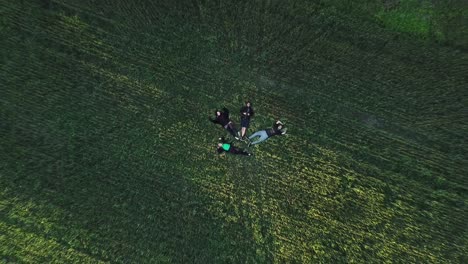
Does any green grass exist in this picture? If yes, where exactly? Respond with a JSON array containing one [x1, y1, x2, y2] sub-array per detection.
[[376, 0, 434, 37], [322, 0, 468, 47], [1, 0, 467, 263]]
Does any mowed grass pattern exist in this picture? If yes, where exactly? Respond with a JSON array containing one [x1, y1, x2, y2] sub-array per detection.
[[1, 0, 467, 263]]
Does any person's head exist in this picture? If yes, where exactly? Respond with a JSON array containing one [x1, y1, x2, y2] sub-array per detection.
[[246, 101, 251, 107], [276, 120, 283, 129], [216, 144, 224, 154], [215, 110, 221, 116]]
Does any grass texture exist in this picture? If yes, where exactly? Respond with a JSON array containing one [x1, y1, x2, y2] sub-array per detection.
[[1, 0, 467, 263]]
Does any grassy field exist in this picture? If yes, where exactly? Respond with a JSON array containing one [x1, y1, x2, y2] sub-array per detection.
[[1, 0, 467, 262]]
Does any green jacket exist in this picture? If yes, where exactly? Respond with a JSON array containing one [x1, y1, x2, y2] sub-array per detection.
[[222, 143, 231, 151]]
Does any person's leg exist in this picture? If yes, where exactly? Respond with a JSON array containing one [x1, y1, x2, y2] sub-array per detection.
[[248, 131, 262, 141], [225, 122, 237, 138], [230, 147, 250, 156], [228, 122, 239, 138], [227, 127, 237, 137], [231, 123, 239, 137], [249, 130, 269, 145], [240, 119, 249, 138]]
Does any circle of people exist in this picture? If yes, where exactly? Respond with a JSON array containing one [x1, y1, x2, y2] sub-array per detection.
[[209, 101, 287, 156]]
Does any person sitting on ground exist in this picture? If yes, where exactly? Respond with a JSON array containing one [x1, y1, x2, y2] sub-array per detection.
[[239, 101, 254, 140], [216, 137, 251, 156], [209, 107, 239, 139], [248, 120, 287, 146]]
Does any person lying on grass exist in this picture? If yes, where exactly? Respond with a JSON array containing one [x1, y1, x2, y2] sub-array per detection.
[[217, 137, 252, 156], [248, 120, 287, 146], [209, 107, 239, 139], [239, 101, 254, 140]]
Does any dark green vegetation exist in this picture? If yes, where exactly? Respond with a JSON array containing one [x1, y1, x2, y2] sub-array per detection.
[[1, 0, 467, 262]]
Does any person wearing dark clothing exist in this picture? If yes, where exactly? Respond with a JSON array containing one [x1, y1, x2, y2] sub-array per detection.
[[239, 101, 254, 139], [248, 120, 287, 146], [216, 137, 251, 156], [209, 107, 239, 138]]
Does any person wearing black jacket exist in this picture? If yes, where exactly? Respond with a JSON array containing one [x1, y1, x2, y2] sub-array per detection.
[[216, 137, 251, 156], [248, 120, 287, 146], [239, 101, 254, 140], [209, 107, 239, 138]]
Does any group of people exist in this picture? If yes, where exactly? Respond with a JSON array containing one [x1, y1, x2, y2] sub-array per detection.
[[209, 101, 287, 156]]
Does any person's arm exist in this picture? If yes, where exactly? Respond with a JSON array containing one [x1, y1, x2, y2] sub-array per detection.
[[271, 121, 285, 135], [221, 107, 230, 120], [273, 121, 280, 129], [279, 120, 286, 134], [240, 107, 247, 117], [250, 108, 254, 117], [209, 116, 219, 124]]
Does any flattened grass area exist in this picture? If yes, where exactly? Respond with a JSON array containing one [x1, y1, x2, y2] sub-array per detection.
[[1, 0, 467, 262]]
